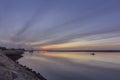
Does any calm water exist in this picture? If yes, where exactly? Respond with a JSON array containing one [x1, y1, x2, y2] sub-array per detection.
[[19, 52, 120, 80]]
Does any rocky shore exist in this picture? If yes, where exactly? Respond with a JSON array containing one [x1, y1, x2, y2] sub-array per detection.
[[0, 50, 47, 80]]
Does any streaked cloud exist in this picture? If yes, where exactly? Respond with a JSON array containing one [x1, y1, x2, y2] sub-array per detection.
[[0, 0, 120, 49]]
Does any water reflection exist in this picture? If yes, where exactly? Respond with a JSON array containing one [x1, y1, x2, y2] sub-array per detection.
[[19, 52, 120, 80]]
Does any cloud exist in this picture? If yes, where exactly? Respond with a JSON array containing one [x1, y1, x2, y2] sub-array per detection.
[[28, 1, 119, 43], [33, 26, 120, 47], [0, 0, 120, 49]]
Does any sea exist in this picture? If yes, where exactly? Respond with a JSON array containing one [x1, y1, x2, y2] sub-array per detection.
[[19, 52, 120, 80]]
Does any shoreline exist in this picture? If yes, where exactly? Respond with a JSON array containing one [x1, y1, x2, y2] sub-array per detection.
[[0, 50, 47, 80]]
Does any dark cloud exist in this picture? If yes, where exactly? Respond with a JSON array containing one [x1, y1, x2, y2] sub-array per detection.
[[30, 2, 120, 47], [0, 0, 120, 49], [10, 0, 54, 43], [10, 7, 41, 42], [30, 1, 119, 42], [33, 26, 120, 46], [15, 6, 44, 36]]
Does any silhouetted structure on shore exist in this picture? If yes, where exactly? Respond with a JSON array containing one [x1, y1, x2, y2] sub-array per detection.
[[0, 47, 7, 51]]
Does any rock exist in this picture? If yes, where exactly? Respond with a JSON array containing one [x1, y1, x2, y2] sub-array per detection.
[[0, 52, 46, 80]]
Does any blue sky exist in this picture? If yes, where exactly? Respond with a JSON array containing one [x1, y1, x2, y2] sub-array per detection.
[[0, 0, 120, 49]]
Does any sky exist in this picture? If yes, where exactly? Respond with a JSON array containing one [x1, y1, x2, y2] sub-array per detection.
[[0, 0, 120, 50]]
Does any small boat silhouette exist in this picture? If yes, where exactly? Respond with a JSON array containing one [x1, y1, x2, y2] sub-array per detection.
[[90, 53, 95, 56]]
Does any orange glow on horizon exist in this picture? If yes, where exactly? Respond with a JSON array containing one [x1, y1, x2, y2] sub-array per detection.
[[34, 38, 120, 50], [35, 41, 90, 50]]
